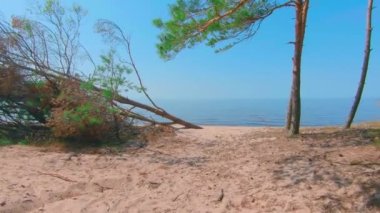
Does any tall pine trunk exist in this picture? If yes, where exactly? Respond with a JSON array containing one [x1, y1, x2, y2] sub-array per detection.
[[286, 96, 292, 130], [288, 0, 309, 135], [345, 0, 373, 129]]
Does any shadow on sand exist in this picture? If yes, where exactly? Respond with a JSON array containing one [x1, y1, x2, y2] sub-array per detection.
[[272, 128, 380, 211]]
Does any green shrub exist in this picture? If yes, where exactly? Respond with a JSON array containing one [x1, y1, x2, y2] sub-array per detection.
[[48, 80, 114, 141], [0, 137, 12, 146]]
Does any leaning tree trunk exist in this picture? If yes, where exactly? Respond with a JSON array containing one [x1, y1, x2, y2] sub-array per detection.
[[345, 0, 373, 129], [288, 0, 309, 135]]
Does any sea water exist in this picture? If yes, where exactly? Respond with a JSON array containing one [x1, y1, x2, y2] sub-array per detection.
[[151, 98, 380, 126]]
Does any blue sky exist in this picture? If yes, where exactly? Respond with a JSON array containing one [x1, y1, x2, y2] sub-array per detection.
[[1, 0, 379, 100]]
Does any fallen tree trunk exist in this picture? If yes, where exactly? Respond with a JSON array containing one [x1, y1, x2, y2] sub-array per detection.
[[9, 63, 202, 129], [115, 95, 202, 129]]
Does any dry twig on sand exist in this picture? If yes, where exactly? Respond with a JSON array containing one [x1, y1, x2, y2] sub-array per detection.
[[36, 171, 78, 183], [217, 189, 224, 202]]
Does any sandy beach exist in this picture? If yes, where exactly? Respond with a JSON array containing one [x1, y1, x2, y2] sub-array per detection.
[[0, 126, 379, 212]]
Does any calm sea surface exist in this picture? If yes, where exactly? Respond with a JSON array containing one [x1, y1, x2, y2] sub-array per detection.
[[150, 98, 380, 126]]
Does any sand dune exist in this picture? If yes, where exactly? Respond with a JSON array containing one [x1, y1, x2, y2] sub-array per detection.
[[0, 126, 379, 212]]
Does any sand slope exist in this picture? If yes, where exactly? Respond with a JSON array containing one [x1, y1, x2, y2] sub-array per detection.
[[0, 126, 379, 212]]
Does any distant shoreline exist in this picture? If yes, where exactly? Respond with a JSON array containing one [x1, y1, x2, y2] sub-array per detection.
[[192, 122, 380, 129], [141, 98, 380, 127]]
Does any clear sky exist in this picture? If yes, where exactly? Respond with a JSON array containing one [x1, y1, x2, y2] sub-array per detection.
[[1, 0, 379, 100]]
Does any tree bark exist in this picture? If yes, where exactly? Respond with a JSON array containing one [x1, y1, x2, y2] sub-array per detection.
[[345, 0, 373, 129], [114, 94, 202, 129], [288, 0, 309, 136], [285, 95, 292, 130]]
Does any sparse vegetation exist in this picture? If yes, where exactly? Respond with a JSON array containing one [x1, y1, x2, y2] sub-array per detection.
[[0, 1, 379, 212], [0, 0, 199, 147]]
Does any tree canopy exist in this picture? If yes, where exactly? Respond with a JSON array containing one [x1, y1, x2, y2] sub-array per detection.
[[154, 0, 293, 59]]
